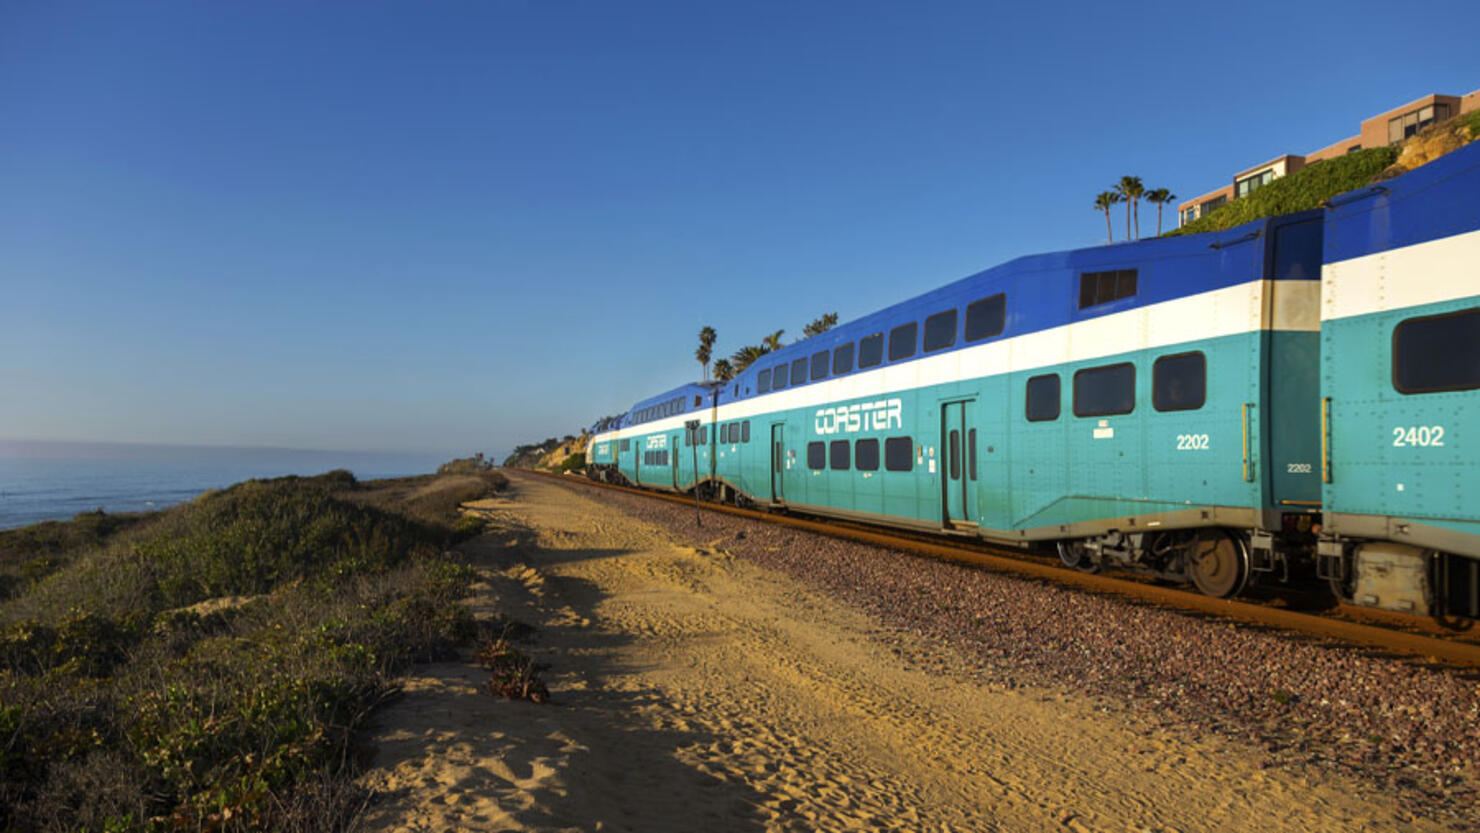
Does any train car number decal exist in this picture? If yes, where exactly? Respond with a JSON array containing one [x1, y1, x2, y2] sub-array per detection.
[[814, 398, 903, 435], [1175, 434, 1210, 450], [645, 435, 667, 449], [1392, 426, 1445, 447], [1286, 463, 1312, 473]]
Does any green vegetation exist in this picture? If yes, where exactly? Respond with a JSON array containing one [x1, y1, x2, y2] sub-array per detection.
[[0, 467, 507, 831], [557, 452, 587, 473], [1166, 146, 1399, 236]]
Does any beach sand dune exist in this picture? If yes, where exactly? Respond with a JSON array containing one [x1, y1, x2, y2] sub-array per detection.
[[357, 477, 1438, 832]]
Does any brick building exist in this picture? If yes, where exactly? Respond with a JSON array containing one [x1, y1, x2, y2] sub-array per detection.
[[1177, 90, 1480, 227]]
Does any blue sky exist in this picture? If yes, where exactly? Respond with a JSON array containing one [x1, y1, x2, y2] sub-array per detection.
[[2, 0, 1476, 460]]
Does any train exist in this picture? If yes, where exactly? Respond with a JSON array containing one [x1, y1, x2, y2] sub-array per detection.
[[584, 138, 1480, 623]]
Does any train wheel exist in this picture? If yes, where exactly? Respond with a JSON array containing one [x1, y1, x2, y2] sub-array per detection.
[[1057, 540, 1102, 573], [1187, 531, 1248, 598]]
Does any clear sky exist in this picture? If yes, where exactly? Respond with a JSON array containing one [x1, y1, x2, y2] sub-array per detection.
[[2, 0, 1476, 460]]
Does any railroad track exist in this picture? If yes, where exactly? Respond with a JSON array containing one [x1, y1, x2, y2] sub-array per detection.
[[512, 469, 1480, 670]]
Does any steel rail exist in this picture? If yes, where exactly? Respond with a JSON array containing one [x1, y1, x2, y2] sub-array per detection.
[[511, 469, 1480, 670]]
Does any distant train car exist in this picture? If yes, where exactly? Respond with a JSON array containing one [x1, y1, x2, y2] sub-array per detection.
[[1318, 139, 1480, 620]]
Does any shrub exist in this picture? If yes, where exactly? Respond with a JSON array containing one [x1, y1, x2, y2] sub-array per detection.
[[557, 452, 587, 473], [0, 473, 484, 831], [1166, 146, 1399, 236]]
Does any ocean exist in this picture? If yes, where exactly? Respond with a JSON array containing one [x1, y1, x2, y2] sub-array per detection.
[[0, 442, 448, 530]]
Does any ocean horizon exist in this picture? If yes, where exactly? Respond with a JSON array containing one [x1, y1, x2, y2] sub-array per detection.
[[0, 441, 450, 530]]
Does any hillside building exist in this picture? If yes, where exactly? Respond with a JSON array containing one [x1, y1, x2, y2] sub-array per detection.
[[1177, 89, 1480, 227]]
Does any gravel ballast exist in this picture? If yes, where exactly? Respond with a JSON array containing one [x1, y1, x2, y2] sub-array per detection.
[[538, 476, 1480, 830]]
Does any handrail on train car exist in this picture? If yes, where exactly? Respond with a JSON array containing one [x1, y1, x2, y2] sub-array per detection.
[[1322, 184, 1389, 209]]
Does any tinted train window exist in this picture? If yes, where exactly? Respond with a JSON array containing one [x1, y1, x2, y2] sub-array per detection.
[[1153, 352, 1206, 411], [1074, 363, 1136, 417], [811, 351, 829, 381], [833, 342, 854, 375], [620, 439, 630, 451], [885, 437, 914, 471], [859, 333, 884, 368], [1079, 269, 1138, 308], [829, 440, 850, 470], [791, 358, 809, 387], [758, 368, 771, 392], [889, 323, 917, 361], [1026, 374, 1060, 421], [1272, 218, 1322, 280], [924, 309, 957, 352], [773, 363, 789, 389], [1394, 308, 1480, 393], [699, 426, 707, 444], [807, 442, 826, 470], [742, 420, 751, 442], [855, 438, 880, 471], [968, 429, 978, 480], [965, 294, 1006, 342], [723, 424, 733, 443]]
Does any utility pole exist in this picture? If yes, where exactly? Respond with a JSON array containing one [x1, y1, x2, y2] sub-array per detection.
[[685, 419, 702, 527]]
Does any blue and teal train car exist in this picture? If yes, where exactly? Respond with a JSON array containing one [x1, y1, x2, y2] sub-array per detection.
[[1317, 139, 1480, 620], [591, 211, 1329, 598]]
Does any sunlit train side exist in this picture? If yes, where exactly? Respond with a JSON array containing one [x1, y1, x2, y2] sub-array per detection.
[[584, 141, 1480, 619], [1317, 139, 1480, 621]]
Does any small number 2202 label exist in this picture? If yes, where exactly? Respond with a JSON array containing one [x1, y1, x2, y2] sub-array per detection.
[[1175, 434, 1210, 450]]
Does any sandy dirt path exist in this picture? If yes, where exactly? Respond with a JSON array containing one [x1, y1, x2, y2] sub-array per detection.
[[357, 476, 1442, 832]]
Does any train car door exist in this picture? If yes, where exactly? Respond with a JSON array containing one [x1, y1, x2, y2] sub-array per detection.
[[941, 400, 978, 528], [770, 424, 786, 503], [671, 434, 681, 489]]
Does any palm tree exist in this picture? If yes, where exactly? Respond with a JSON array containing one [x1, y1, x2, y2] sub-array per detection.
[[712, 358, 735, 382], [1093, 191, 1121, 243], [801, 313, 838, 339], [731, 345, 766, 372], [1115, 176, 1145, 240], [1144, 188, 1176, 236], [761, 329, 785, 352], [696, 326, 717, 381]]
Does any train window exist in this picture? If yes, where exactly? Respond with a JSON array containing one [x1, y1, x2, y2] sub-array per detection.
[[1273, 219, 1322, 280], [889, 323, 918, 361], [830, 440, 850, 470], [620, 439, 630, 451], [1026, 374, 1060, 421], [884, 437, 914, 471], [924, 309, 957, 352], [742, 420, 751, 442], [965, 294, 1006, 342], [968, 428, 978, 480], [807, 442, 826, 470], [948, 429, 961, 479], [758, 368, 771, 393], [1079, 269, 1138, 308], [1153, 352, 1206, 411], [833, 342, 855, 375], [859, 333, 884, 368], [811, 351, 829, 381], [684, 430, 691, 447], [720, 424, 729, 443], [855, 438, 880, 471], [1394, 307, 1480, 393], [699, 426, 707, 444], [1074, 363, 1136, 417], [791, 357, 809, 387], [773, 363, 789, 389]]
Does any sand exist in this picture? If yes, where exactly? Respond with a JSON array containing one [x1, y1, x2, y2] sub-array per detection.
[[355, 477, 1443, 832]]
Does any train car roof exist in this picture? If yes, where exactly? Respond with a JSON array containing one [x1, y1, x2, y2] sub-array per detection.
[[713, 209, 1322, 404], [1325, 137, 1480, 263]]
